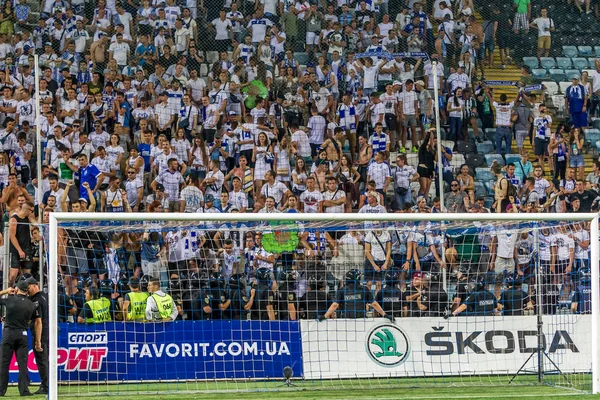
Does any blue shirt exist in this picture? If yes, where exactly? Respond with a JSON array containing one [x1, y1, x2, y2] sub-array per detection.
[[78, 163, 101, 200], [141, 237, 164, 262], [564, 84, 586, 112], [119, 101, 132, 128], [138, 143, 152, 172]]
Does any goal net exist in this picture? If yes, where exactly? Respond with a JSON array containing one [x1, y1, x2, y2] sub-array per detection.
[[46, 213, 599, 398]]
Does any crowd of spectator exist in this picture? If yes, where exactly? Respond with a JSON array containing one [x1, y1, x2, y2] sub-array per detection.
[[0, 0, 596, 322]]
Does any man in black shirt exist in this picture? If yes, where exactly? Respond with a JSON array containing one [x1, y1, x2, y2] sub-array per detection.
[[404, 272, 431, 317], [320, 270, 394, 321], [498, 274, 533, 316], [375, 271, 404, 318], [227, 274, 249, 320], [26, 277, 49, 395], [0, 279, 39, 397], [446, 278, 498, 317], [300, 275, 330, 320], [8, 201, 34, 287], [571, 180, 599, 212], [276, 270, 297, 321], [247, 268, 275, 320]]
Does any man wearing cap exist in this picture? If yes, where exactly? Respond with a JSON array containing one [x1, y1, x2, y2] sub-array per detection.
[[122, 277, 150, 321], [27, 278, 48, 395], [0, 280, 39, 396], [564, 76, 588, 128]]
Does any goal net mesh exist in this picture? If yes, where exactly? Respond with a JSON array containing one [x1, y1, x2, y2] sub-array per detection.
[[46, 216, 595, 396]]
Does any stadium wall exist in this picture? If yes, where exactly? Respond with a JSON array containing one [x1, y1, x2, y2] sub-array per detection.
[[3, 317, 591, 383]]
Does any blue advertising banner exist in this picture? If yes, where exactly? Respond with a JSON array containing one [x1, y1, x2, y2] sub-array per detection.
[[6, 321, 303, 382]]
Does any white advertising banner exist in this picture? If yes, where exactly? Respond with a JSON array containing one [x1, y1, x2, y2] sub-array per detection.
[[300, 316, 591, 379]]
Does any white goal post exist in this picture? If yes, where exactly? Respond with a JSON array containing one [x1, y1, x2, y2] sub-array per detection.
[[48, 212, 600, 399]]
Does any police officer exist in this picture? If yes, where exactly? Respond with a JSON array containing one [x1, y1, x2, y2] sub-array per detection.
[[168, 275, 185, 320], [277, 270, 298, 320], [122, 277, 150, 321], [375, 271, 404, 318], [205, 272, 228, 320], [499, 273, 533, 316], [319, 270, 395, 321], [403, 272, 431, 317], [0, 279, 39, 397], [228, 274, 250, 320], [300, 274, 330, 320], [100, 279, 121, 320], [571, 268, 591, 314], [445, 277, 498, 317], [247, 268, 276, 320], [145, 277, 178, 322], [77, 287, 112, 323], [26, 277, 49, 395]]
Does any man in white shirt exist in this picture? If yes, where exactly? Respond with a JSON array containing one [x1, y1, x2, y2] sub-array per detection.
[[290, 123, 312, 162], [211, 9, 233, 51], [486, 90, 517, 156], [367, 151, 392, 200], [108, 33, 130, 68], [529, 8, 554, 59], [322, 176, 346, 213], [257, 170, 292, 210], [398, 79, 420, 153], [489, 227, 518, 277], [299, 176, 323, 213], [247, 10, 273, 45]]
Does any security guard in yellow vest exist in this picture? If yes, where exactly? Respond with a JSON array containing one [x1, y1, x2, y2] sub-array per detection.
[[77, 287, 112, 323], [122, 277, 150, 321], [145, 277, 178, 322]]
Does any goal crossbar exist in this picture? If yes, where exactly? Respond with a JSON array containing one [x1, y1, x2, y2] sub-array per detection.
[[48, 212, 600, 399]]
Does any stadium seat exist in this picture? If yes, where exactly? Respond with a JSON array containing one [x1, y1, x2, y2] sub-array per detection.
[[474, 181, 487, 199], [542, 81, 559, 96], [484, 128, 496, 142], [484, 196, 495, 209], [532, 68, 547, 80], [595, 46, 600, 56], [475, 168, 495, 182], [505, 154, 521, 165], [295, 52, 309, 65], [484, 181, 496, 195], [562, 45, 578, 58], [592, 119, 600, 130], [572, 57, 589, 71], [555, 57, 572, 69], [565, 69, 581, 80], [540, 57, 556, 70], [559, 81, 572, 94], [549, 69, 567, 81], [596, 140, 600, 156], [199, 64, 208, 78], [456, 140, 475, 154], [485, 154, 505, 166], [450, 153, 465, 171], [406, 153, 418, 167], [523, 57, 539, 70], [465, 153, 485, 169], [584, 128, 600, 153], [578, 45, 593, 56], [476, 141, 494, 155], [206, 51, 219, 64]]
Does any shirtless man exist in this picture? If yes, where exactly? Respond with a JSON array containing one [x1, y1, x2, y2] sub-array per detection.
[[0, 174, 33, 213], [90, 35, 108, 72], [320, 127, 343, 169]]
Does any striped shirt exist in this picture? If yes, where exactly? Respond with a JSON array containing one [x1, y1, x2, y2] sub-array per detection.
[[155, 169, 184, 200], [493, 101, 514, 126]]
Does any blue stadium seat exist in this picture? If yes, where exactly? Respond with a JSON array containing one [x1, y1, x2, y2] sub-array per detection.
[[540, 57, 556, 70], [474, 181, 487, 199], [584, 128, 600, 153], [572, 57, 589, 71], [549, 69, 567, 82], [475, 168, 495, 182], [555, 57, 572, 69], [484, 181, 496, 195], [476, 141, 494, 155], [295, 52, 309, 65], [505, 154, 521, 165], [565, 69, 581, 80], [595, 46, 600, 57], [523, 57, 539, 70], [593, 119, 600, 130], [484, 196, 495, 209], [484, 128, 496, 142], [562, 45, 578, 58], [485, 154, 505, 166], [532, 68, 547, 80], [578, 46, 593, 56], [596, 140, 600, 156]]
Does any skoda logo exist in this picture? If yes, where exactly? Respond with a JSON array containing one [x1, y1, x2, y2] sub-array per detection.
[[366, 324, 410, 367]]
